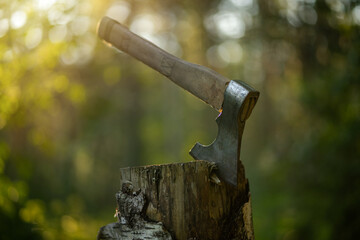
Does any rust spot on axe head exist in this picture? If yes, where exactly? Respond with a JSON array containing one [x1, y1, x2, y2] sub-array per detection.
[[189, 80, 259, 187]]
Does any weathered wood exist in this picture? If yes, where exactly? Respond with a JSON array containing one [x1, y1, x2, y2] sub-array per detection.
[[97, 221, 172, 240], [98, 160, 254, 240], [97, 181, 172, 240], [98, 17, 230, 111]]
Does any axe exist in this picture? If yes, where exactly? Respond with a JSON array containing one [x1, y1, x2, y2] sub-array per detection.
[[97, 17, 259, 186]]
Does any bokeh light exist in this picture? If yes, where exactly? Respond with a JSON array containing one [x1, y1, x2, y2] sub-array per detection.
[[0, 0, 360, 239]]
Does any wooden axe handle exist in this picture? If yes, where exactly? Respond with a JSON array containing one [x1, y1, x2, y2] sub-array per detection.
[[97, 16, 229, 111]]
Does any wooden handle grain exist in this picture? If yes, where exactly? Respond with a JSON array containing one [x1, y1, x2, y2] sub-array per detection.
[[97, 16, 229, 111]]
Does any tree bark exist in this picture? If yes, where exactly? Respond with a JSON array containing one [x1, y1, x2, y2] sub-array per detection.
[[98, 160, 254, 240]]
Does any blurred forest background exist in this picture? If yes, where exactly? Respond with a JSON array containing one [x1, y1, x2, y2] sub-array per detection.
[[1, 0, 359, 239]]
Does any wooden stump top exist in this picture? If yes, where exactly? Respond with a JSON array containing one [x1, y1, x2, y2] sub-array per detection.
[[119, 160, 254, 240]]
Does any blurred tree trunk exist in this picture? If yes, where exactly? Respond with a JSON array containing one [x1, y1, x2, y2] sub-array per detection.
[[98, 160, 254, 240]]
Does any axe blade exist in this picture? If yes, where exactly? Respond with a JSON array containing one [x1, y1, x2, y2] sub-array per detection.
[[190, 80, 259, 186]]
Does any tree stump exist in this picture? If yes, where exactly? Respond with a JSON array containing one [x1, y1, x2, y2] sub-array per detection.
[[98, 160, 254, 240]]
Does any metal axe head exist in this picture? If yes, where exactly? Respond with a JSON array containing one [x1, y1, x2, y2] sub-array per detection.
[[190, 80, 259, 186]]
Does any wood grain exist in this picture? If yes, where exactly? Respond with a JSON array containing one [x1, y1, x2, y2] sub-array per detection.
[[97, 17, 230, 111], [118, 160, 254, 240]]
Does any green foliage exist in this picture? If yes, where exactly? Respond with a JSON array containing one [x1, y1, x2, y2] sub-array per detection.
[[0, 0, 359, 239], [249, 1, 360, 239]]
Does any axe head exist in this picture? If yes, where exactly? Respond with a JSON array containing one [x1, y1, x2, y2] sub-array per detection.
[[190, 80, 259, 186]]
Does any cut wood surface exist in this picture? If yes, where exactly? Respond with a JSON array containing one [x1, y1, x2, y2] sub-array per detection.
[[98, 160, 254, 240]]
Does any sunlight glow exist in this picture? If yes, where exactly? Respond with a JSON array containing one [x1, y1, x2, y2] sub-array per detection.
[[287, 10, 301, 27], [35, 0, 58, 10], [70, 16, 90, 36], [0, 19, 9, 38], [230, 0, 253, 7], [49, 25, 68, 43], [206, 41, 243, 68], [3, 50, 13, 62], [60, 36, 94, 66], [130, 14, 162, 45], [25, 27, 43, 49], [205, 11, 245, 39], [218, 41, 243, 64], [10, 11, 27, 29], [61, 46, 79, 65], [130, 14, 156, 36], [48, 8, 75, 25], [298, 5, 317, 25], [106, 1, 131, 23], [353, 5, 360, 25], [215, 12, 245, 38], [159, 33, 182, 56]]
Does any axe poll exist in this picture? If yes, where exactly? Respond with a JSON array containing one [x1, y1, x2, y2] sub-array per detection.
[[97, 16, 259, 186]]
